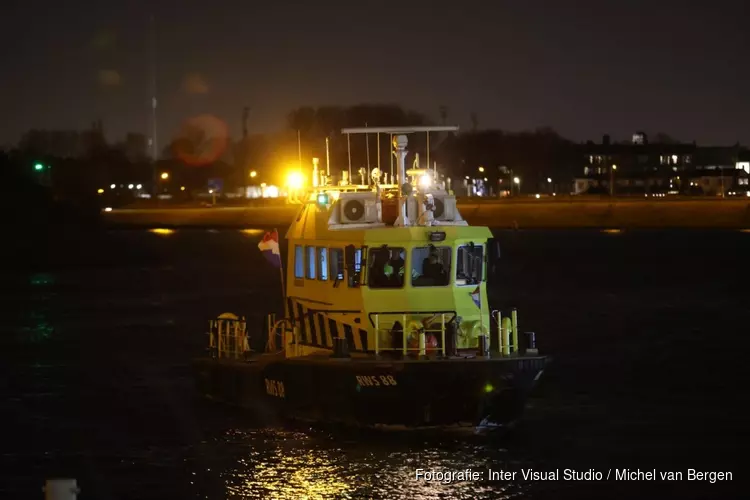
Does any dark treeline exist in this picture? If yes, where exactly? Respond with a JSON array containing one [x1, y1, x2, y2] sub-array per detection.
[[2, 104, 582, 207]]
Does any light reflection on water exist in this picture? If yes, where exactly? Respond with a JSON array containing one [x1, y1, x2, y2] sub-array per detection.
[[239, 229, 265, 236], [148, 228, 176, 235], [215, 428, 523, 499]]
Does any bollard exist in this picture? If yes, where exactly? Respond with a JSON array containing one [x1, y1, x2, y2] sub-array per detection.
[[332, 337, 350, 358], [43, 479, 80, 500], [511, 309, 519, 354], [501, 317, 512, 355], [477, 334, 488, 357], [525, 332, 539, 356], [418, 330, 426, 358], [445, 321, 458, 357]]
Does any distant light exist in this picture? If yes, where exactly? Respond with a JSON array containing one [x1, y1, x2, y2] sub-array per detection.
[[110, 184, 116, 189], [483, 177, 488, 182], [612, 165, 617, 171], [286, 171, 304, 190], [97, 188, 104, 194], [264, 185, 279, 198], [180, 186, 186, 191], [34, 163, 44, 171], [104, 207, 112, 212], [547, 177, 552, 183], [535, 193, 540, 199], [136, 184, 142, 189], [465, 176, 470, 180], [478, 166, 485, 173], [128, 184, 134, 189], [208, 189, 214, 194], [553, 193, 556, 196], [483, 383, 494, 393], [513, 177, 520, 184], [316, 193, 329, 205], [249, 170, 257, 178], [260, 182, 267, 187], [160, 172, 169, 180]]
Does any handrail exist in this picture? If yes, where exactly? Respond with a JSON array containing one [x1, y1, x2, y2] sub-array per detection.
[[208, 316, 248, 360], [367, 310, 456, 327], [369, 311, 457, 357]]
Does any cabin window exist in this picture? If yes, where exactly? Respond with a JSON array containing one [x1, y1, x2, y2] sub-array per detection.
[[411, 245, 451, 287], [330, 248, 344, 281], [456, 244, 484, 285], [348, 248, 362, 287], [368, 246, 406, 288], [317, 247, 328, 281], [294, 245, 304, 279], [306, 246, 316, 279]]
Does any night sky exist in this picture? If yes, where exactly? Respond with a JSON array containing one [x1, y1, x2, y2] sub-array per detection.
[[2, 0, 748, 148]]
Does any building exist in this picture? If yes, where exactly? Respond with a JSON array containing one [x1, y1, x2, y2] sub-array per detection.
[[574, 132, 748, 196]]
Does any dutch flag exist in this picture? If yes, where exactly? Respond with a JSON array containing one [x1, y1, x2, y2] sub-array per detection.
[[470, 286, 481, 309], [257, 230, 281, 268]]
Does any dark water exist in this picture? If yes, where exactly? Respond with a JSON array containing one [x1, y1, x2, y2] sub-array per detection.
[[1, 228, 746, 499]]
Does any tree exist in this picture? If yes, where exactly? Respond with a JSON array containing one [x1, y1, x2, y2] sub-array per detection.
[[653, 132, 679, 144]]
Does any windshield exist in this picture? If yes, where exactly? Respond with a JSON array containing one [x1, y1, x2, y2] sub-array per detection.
[[456, 244, 483, 285], [411, 245, 451, 286], [367, 246, 406, 288]]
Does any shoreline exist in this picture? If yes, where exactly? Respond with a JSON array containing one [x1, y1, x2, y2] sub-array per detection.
[[102, 199, 750, 229]]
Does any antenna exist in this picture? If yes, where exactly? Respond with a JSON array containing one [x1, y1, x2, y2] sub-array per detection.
[[325, 137, 330, 176], [365, 122, 370, 182], [341, 126, 460, 227]]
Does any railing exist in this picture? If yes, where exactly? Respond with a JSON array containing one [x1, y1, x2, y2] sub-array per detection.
[[489, 308, 539, 356], [369, 311, 457, 357], [491, 309, 519, 356], [207, 314, 248, 360]]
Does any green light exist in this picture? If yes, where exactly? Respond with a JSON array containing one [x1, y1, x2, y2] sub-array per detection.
[[34, 163, 44, 171], [483, 383, 494, 393], [317, 193, 329, 205]]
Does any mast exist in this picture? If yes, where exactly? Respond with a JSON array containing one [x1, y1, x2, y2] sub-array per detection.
[[297, 130, 302, 169], [149, 14, 159, 197]]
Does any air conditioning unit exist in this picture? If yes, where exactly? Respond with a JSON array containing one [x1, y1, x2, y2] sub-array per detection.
[[339, 193, 380, 224], [431, 194, 458, 221]]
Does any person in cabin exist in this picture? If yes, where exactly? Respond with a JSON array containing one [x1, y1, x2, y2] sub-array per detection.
[[384, 248, 419, 285], [370, 249, 392, 288], [422, 246, 448, 284]]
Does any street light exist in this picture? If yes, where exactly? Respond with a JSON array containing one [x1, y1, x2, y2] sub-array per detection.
[[160, 172, 169, 180], [610, 165, 617, 196], [547, 177, 552, 183], [249, 170, 257, 178], [513, 176, 520, 196], [478, 166, 485, 173]]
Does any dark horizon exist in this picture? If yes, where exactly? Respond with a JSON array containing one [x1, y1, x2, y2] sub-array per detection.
[[3, 1, 748, 148]]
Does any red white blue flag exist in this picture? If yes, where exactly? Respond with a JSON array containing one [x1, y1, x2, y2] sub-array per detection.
[[257, 230, 281, 268], [470, 286, 481, 309]]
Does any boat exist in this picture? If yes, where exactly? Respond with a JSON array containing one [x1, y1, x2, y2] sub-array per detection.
[[194, 126, 548, 431]]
